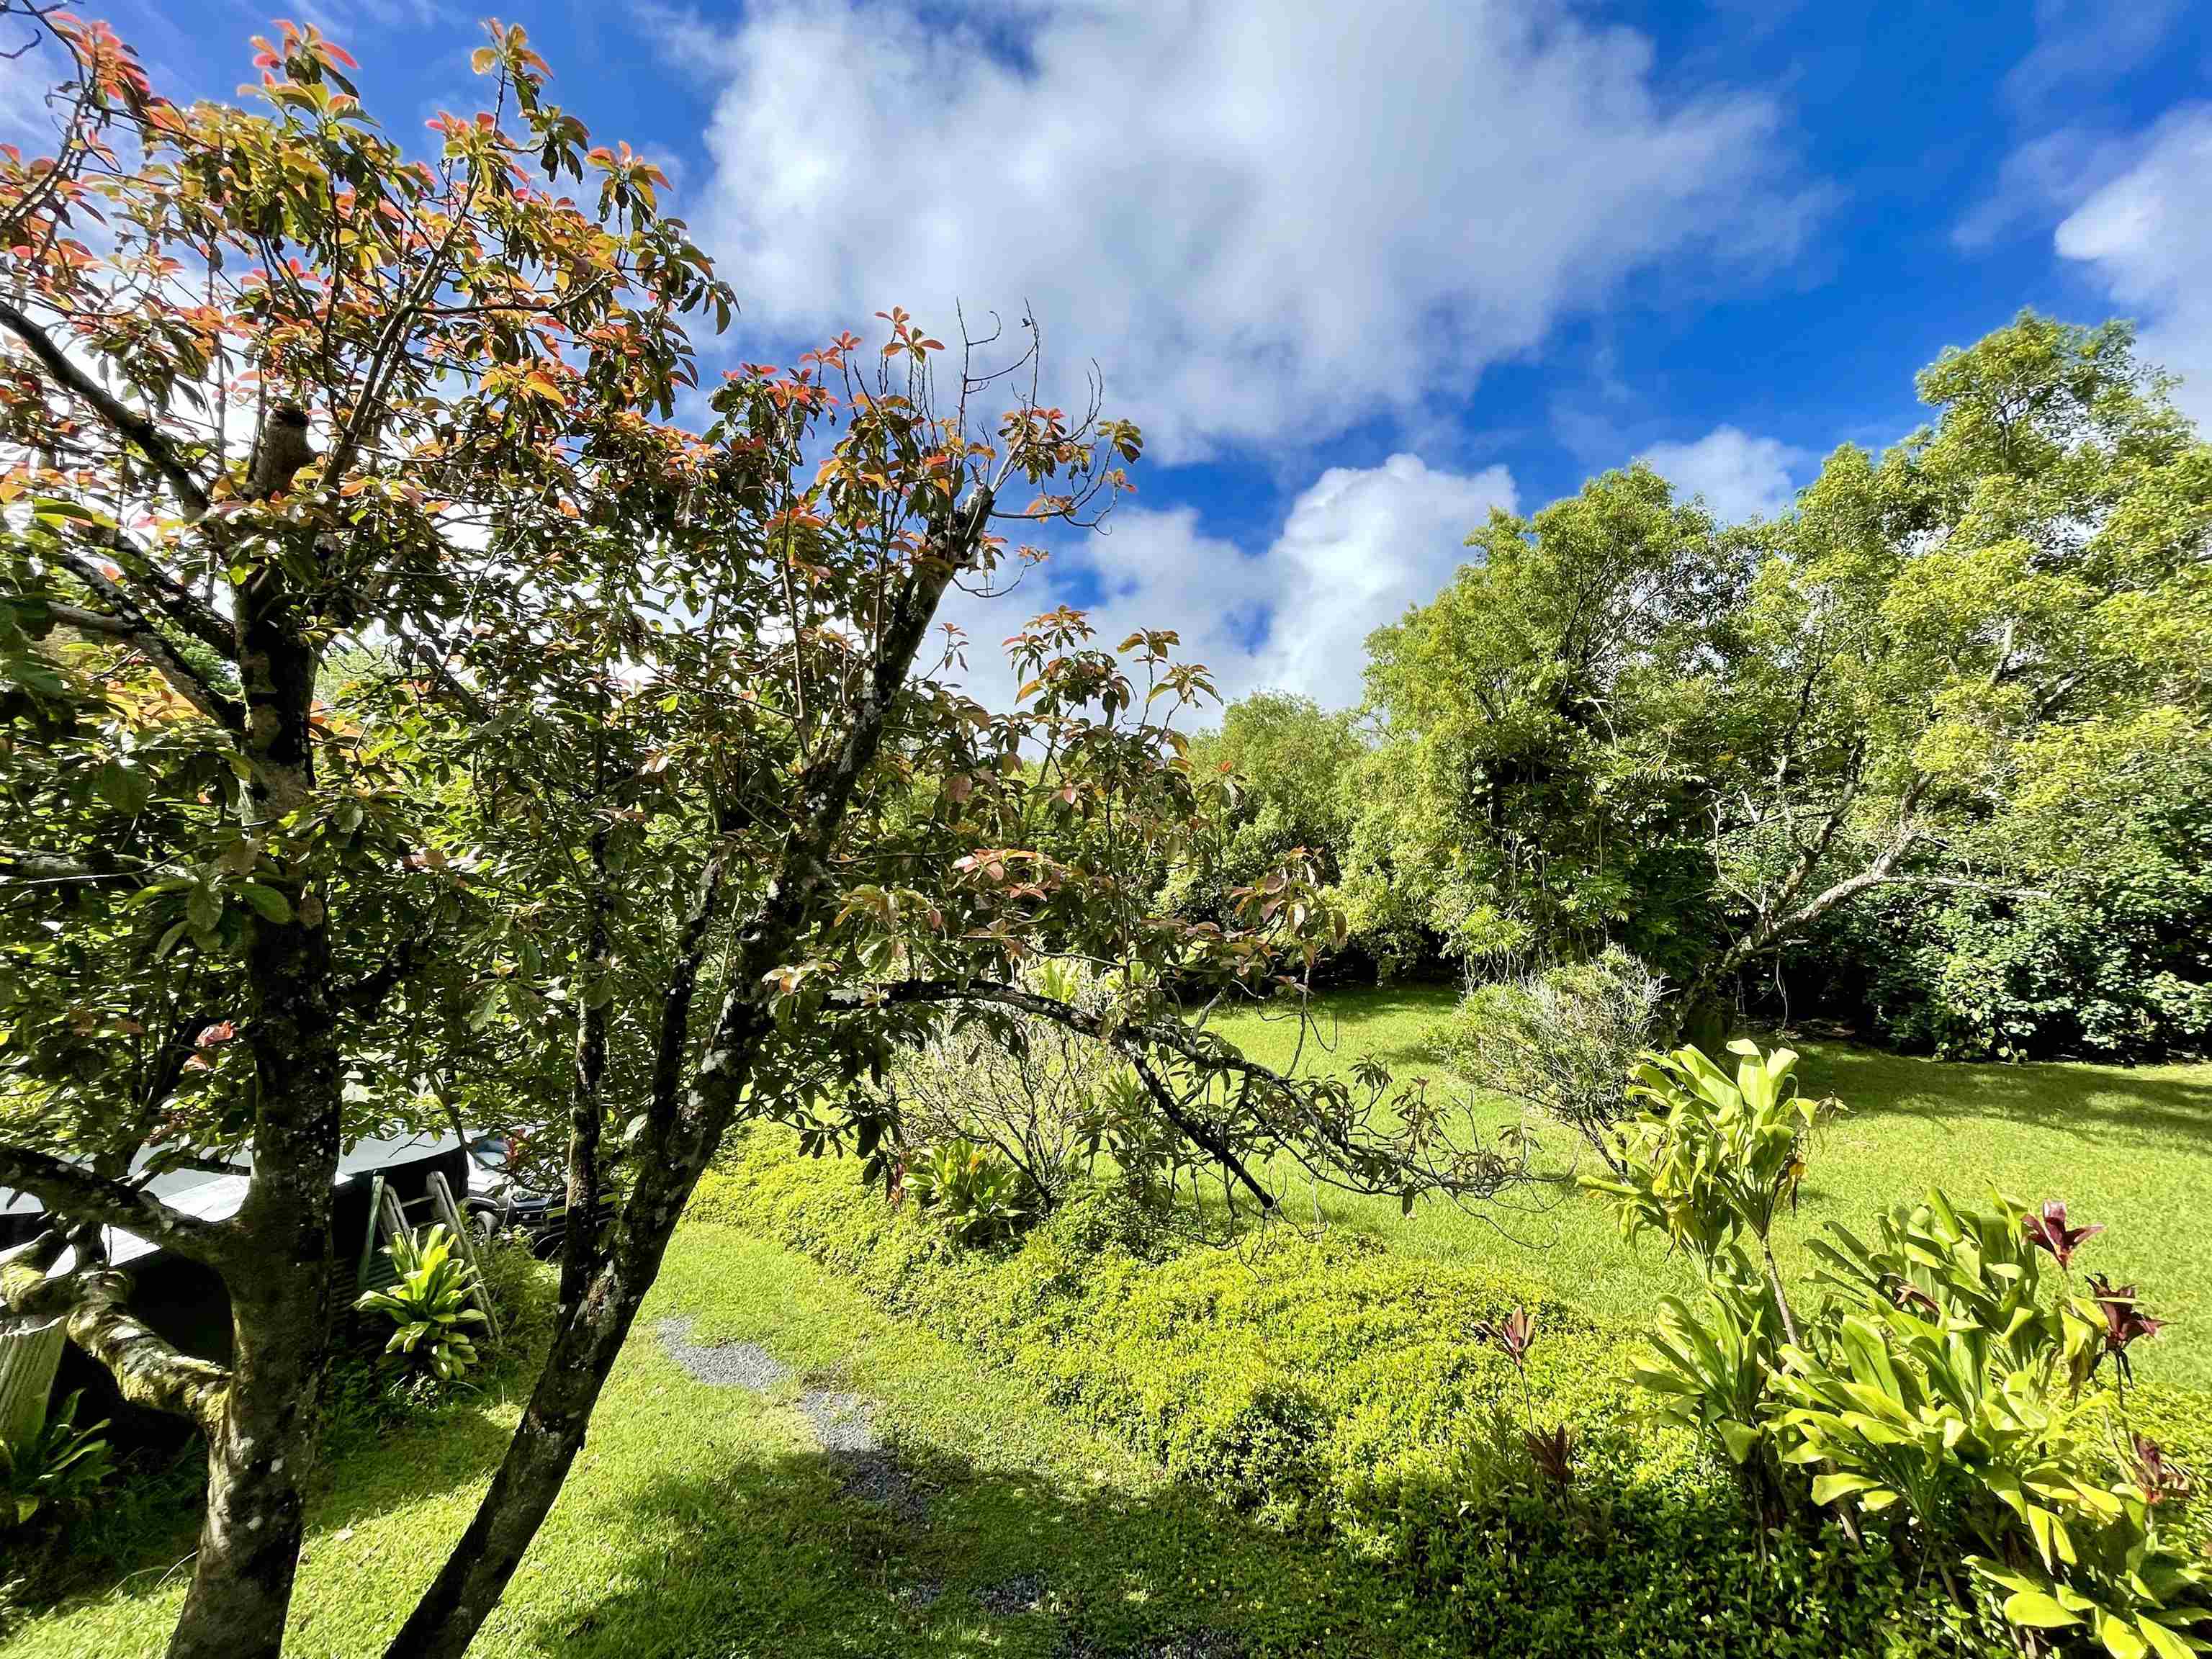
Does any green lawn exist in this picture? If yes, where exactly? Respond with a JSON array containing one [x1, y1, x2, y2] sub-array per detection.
[[10, 988, 2211, 1656], [6, 1226, 1457, 1659], [1210, 984, 2212, 1391]]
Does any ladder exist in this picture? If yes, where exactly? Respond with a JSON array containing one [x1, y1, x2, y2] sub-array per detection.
[[354, 1170, 500, 1344]]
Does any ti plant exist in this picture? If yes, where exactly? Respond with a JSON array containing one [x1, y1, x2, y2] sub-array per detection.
[[1, 1390, 114, 1529], [1586, 1039, 1830, 1516], [354, 1224, 490, 1385], [901, 1140, 1030, 1248], [1473, 1304, 1579, 1504], [1784, 1190, 2208, 1658]]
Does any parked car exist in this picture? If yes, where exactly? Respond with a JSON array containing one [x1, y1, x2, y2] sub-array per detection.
[[463, 1132, 559, 1253]]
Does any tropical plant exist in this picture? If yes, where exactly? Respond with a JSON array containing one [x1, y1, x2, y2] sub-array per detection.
[[1601, 1052, 2211, 1654], [0, 1390, 114, 1529], [902, 1140, 1032, 1248], [1779, 1191, 2210, 1656], [354, 1226, 489, 1385], [1588, 1038, 1833, 1331]]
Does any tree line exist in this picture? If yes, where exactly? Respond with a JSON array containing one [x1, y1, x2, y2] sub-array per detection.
[[1183, 315, 2212, 1060]]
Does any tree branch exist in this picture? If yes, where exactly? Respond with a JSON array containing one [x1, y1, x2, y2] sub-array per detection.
[[0, 297, 212, 521], [1, 1257, 229, 1431], [0, 1144, 230, 1266], [46, 549, 246, 733], [86, 533, 235, 657]]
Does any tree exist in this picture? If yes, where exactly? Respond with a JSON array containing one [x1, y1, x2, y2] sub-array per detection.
[[0, 19, 1527, 1657], [1171, 691, 1364, 937], [1691, 313, 2212, 1016], [1345, 463, 1746, 979], [1344, 318, 2211, 1044]]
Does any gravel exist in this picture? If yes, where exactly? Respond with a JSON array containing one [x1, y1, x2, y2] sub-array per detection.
[[976, 1572, 1048, 1616], [798, 1387, 930, 1522], [654, 1316, 791, 1391]]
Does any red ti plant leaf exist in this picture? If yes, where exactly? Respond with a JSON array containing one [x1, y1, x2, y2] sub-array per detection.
[[2023, 1200, 2102, 1269], [2124, 1433, 2193, 1508], [2085, 1273, 2164, 1380], [1474, 1304, 1537, 1370]]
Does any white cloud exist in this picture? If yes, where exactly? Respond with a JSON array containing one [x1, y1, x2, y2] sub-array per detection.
[[935, 453, 1513, 714], [669, 0, 1813, 463], [2003, 0, 2185, 116], [2054, 107, 2212, 428], [1640, 425, 1806, 523]]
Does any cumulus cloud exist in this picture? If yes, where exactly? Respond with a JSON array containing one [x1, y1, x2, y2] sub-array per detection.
[[667, 0, 1813, 462], [1639, 425, 1807, 523], [2054, 107, 2212, 428], [935, 453, 1514, 713]]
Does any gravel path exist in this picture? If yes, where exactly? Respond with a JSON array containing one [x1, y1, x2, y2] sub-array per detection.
[[654, 1316, 791, 1391]]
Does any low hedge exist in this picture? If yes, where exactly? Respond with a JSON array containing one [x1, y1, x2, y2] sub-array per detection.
[[688, 1131, 2046, 1657]]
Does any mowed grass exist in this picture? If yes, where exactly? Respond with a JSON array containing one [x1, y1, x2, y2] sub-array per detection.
[[10, 989, 2211, 1657], [6, 1226, 1457, 1659], [1210, 984, 2212, 1392]]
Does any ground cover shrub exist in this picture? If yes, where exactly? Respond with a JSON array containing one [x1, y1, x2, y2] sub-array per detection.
[[693, 1130, 2012, 1655]]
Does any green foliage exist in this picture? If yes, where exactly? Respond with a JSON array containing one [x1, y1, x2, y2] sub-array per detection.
[[900, 1140, 1030, 1248], [1174, 693, 1365, 945], [353, 1224, 489, 1385], [1346, 464, 1739, 979], [1599, 1041, 2212, 1653], [1589, 1040, 1830, 1267], [1433, 946, 1666, 1169], [0, 1390, 112, 1530], [695, 1128, 2009, 1655], [1328, 315, 2212, 1056]]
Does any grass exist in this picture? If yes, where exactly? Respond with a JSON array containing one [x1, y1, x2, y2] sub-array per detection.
[[9, 987, 2209, 1655], [1208, 984, 2212, 1390], [5, 1226, 1472, 1658]]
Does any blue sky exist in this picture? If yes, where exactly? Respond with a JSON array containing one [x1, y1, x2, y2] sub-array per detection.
[[34, 0, 2212, 709]]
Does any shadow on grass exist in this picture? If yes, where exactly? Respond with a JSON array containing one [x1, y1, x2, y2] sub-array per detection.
[[529, 1431, 1971, 1659], [17, 1390, 519, 1623], [527, 1439, 1383, 1658], [1794, 1041, 2212, 1149]]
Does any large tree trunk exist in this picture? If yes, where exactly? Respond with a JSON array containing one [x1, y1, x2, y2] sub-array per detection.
[[164, 903, 343, 1659], [382, 499, 988, 1659], [165, 556, 343, 1659]]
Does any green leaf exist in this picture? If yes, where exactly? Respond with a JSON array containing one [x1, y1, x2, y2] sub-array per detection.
[[2002, 1590, 2082, 1629], [2099, 1613, 2149, 1659], [239, 883, 293, 924]]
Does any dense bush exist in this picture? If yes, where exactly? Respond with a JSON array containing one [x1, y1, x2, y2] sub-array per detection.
[[1779, 868, 2212, 1061], [1429, 946, 1668, 1172], [693, 1130, 2034, 1656], [1592, 1041, 2212, 1656]]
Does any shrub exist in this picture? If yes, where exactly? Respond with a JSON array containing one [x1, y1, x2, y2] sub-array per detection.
[[1434, 947, 1668, 1172], [1, 1390, 112, 1530], [354, 1223, 490, 1385], [901, 1139, 1030, 1247], [690, 1129, 2011, 1656], [878, 960, 1179, 1208], [1595, 1040, 2212, 1656]]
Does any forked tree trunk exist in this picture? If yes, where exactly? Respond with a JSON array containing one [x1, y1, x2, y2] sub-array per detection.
[[384, 500, 987, 1659]]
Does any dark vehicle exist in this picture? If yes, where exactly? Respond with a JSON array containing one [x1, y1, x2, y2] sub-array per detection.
[[462, 1130, 616, 1257], [463, 1132, 559, 1252]]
